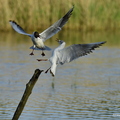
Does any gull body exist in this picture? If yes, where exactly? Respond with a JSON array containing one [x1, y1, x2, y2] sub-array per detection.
[[37, 40, 106, 76], [9, 6, 74, 56], [49, 40, 66, 75]]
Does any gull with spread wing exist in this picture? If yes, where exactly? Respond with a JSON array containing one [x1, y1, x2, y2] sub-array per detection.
[[37, 39, 106, 76], [9, 6, 74, 56]]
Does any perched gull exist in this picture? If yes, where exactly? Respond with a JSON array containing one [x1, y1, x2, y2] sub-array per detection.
[[37, 39, 106, 76], [9, 6, 74, 56]]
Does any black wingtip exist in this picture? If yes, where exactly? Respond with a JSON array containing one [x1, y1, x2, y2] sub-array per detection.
[[9, 20, 17, 24], [96, 41, 106, 47], [9, 20, 14, 23], [78, 41, 107, 57], [103, 41, 107, 44], [91, 41, 107, 51], [72, 4, 75, 9], [70, 5, 74, 13], [101, 41, 107, 44], [99, 41, 107, 46]]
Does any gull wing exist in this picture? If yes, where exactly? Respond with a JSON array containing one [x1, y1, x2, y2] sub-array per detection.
[[57, 41, 106, 65], [40, 6, 74, 42], [9, 20, 31, 37]]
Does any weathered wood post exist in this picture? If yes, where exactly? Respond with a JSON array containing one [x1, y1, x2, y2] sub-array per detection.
[[12, 69, 43, 120]]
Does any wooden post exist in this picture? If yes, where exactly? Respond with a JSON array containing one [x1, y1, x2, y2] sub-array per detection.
[[12, 69, 43, 120]]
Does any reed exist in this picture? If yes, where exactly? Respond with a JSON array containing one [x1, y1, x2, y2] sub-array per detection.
[[1, 0, 120, 32]]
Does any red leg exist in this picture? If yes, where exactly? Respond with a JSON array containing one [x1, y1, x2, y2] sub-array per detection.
[[29, 49, 34, 55], [41, 50, 45, 56], [45, 67, 51, 73], [50, 70, 54, 77], [37, 59, 48, 61]]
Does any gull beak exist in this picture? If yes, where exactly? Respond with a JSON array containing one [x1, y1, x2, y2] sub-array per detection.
[[56, 38, 59, 42]]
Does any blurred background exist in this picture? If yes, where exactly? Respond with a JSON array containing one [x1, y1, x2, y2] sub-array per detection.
[[1, 0, 120, 32], [0, 0, 120, 120]]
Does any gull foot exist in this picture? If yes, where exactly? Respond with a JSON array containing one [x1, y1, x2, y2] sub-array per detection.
[[41, 52, 45, 56], [45, 67, 51, 73], [50, 70, 55, 77], [37, 59, 42, 61], [45, 70, 49, 73], [29, 52, 34, 55]]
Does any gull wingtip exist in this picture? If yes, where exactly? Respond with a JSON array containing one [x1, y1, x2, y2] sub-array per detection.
[[72, 4, 75, 9], [9, 20, 16, 24], [9, 20, 13, 23], [102, 41, 107, 44]]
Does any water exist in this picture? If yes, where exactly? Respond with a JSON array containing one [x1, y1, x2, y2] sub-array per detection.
[[0, 31, 120, 120]]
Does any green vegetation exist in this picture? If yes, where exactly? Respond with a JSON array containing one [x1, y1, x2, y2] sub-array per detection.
[[1, 0, 120, 32]]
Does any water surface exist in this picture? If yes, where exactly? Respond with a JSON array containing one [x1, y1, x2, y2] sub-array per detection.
[[0, 31, 120, 120]]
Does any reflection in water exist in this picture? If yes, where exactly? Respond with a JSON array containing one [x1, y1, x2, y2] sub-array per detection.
[[0, 31, 120, 120]]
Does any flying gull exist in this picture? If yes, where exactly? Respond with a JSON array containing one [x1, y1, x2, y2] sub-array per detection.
[[9, 6, 74, 56], [37, 39, 106, 76]]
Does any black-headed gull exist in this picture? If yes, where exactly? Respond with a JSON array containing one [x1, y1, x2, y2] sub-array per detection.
[[37, 39, 106, 76], [9, 6, 74, 56]]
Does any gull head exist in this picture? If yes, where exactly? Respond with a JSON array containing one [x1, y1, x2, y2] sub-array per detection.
[[56, 38, 64, 45], [34, 31, 40, 38]]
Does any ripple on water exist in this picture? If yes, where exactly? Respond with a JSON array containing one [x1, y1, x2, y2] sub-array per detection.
[[0, 32, 120, 119]]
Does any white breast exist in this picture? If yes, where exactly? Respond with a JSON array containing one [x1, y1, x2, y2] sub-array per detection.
[[32, 36, 45, 48]]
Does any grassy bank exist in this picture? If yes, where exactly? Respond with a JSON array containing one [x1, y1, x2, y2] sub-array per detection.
[[1, 0, 120, 32]]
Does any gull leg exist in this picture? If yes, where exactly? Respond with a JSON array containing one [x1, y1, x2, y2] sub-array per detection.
[[50, 70, 55, 77], [29, 49, 34, 55], [45, 67, 51, 73], [41, 50, 45, 56], [37, 59, 48, 61]]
